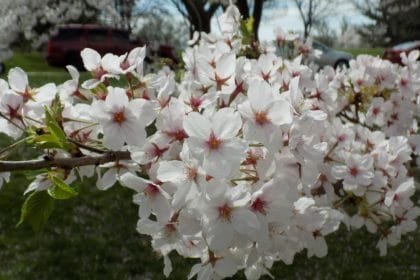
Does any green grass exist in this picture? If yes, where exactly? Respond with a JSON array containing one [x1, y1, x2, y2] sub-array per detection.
[[1, 52, 90, 87], [0, 168, 418, 279], [0, 52, 418, 279], [4, 52, 66, 73], [340, 48, 385, 57]]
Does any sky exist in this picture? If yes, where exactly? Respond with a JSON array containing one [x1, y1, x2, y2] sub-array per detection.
[[207, 1, 374, 42]]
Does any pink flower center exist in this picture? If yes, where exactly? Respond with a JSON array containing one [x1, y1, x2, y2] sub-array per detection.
[[144, 184, 160, 197], [372, 107, 380, 116], [337, 134, 347, 142], [349, 166, 359, 177], [93, 67, 108, 80], [112, 111, 126, 125], [185, 167, 197, 181], [218, 203, 233, 221], [166, 129, 187, 141], [164, 223, 177, 237], [7, 104, 21, 120], [151, 143, 169, 158], [120, 61, 130, 70], [214, 73, 230, 91], [207, 132, 221, 150], [261, 71, 270, 81], [251, 197, 267, 215], [189, 97, 203, 111], [255, 111, 269, 126], [21, 89, 33, 103]]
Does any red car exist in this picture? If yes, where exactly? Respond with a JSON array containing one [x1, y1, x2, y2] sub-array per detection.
[[383, 41, 420, 65], [46, 24, 177, 69]]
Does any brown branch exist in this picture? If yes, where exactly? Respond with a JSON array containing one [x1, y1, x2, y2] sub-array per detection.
[[0, 151, 131, 172]]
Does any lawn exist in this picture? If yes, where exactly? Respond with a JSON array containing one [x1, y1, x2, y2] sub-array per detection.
[[0, 52, 418, 279], [1, 52, 90, 87]]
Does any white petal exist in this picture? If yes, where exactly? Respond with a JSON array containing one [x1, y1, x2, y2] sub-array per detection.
[[102, 53, 122, 74], [81, 48, 101, 71], [268, 100, 293, 126], [106, 87, 128, 110], [188, 264, 203, 280], [8, 67, 28, 93], [214, 257, 238, 278], [36, 83, 56, 103], [152, 193, 171, 222], [313, 237, 328, 257], [157, 161, 186, 182], [212, 108, 242, 139], [184, 112, 211, 139], [216, 52, 235, 78], [207, 220, 234, 252], [81, 79, 101, 89], [129, 98, 155, 125], [163, 254, 173, 277], [66, 65, 80, 81], [119, 173, 147, 192], [232, 208, 260, 235], [247, 80, 272, 111], [96, 168, 117, 190], [103, 124, 125, 150]]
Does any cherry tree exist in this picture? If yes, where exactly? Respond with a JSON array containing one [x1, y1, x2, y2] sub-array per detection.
[[0, 0, 119, 48], [0, 4, 419, 280]]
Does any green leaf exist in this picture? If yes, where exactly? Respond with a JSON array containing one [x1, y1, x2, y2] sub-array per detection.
[[17, 191, 54, 233], [240, 16, 254, 46], [47, 120, 67, 143], [48, 176, 78, 200], [31, 134, 62, 149], [45, 107, 66, 142]]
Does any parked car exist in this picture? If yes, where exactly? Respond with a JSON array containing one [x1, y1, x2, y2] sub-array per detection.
[[310, 41, 353, 69], [383, 41, 420, 65], [46, 24, 177, 69]]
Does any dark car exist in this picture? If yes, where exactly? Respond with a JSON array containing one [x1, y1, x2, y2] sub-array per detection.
[[46, 24, 177, 69], [383, 41, 420, 65], [311, 41, 353, 69]]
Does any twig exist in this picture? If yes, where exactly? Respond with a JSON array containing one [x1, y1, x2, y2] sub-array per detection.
[[0, 151, 131, 172], [0, 136, 31, 157], [66, 138, 107, 154], [0, 112, 25, 131]]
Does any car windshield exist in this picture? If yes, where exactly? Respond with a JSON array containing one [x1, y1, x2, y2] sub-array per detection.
[[52, 28, 83, 40], [392, 41, 420, 50], [312, 41, 329, 52]]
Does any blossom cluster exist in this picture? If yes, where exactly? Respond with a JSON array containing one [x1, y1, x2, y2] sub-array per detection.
[[0, 5, 419, 280], [0, 0, 119, 49]]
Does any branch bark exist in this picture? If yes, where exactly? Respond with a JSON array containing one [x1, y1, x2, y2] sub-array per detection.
[[0, 151, 131, 172]]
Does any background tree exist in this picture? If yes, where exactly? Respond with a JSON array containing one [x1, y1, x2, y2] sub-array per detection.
[[113, 0, 136, 32], [169, 0, 222, 37], [0, 0, 120, 50], [354, 0, 420, 46], [169, 0, 273, 41], [291, 0, 338, 39], [131, 2, 189, 50]]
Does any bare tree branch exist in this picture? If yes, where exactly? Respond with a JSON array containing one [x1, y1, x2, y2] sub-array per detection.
[[0, 151, 131, 172]]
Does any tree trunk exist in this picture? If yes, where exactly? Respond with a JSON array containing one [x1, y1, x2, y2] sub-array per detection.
[[252, 0, 264, 41]]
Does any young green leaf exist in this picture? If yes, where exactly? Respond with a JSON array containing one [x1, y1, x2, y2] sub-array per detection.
[[17, 191, 55, 233], [48, 176, 78, 200]]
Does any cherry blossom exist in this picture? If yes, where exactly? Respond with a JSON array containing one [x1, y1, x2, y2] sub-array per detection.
[[91, 86, 154, 150], [0, 4, 419, 280]]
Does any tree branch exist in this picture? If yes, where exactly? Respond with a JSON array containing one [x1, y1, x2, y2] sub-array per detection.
[[0, 151, 131, 172]]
